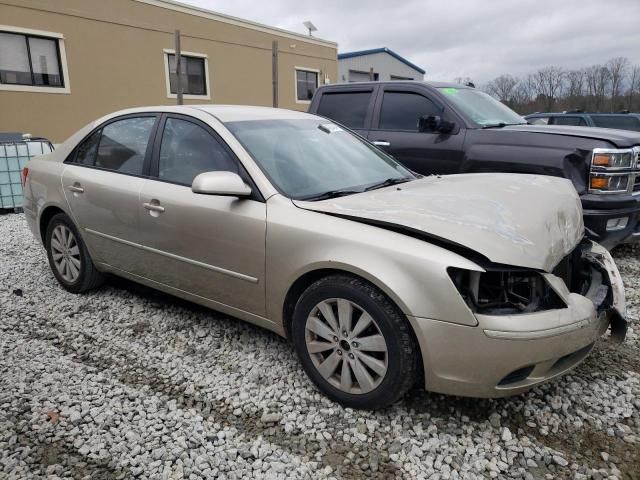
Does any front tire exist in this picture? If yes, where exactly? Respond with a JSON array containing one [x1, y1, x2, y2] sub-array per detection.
[[292, 275, 419, 409], [45, 213, 105, 293]]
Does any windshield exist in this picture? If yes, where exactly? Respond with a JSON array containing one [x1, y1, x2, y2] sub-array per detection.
[[438, 87, 526, 127], [226, 119, 414, 200]]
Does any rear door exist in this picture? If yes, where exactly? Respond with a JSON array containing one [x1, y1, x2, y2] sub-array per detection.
[[312, 86, 377, 138], [61, 114, 158, 273], [136, 114, 267, 316], [368, 86, 466, 175]]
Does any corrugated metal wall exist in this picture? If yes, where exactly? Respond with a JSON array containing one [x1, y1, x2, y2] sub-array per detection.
[[338, 52, 424, 83]]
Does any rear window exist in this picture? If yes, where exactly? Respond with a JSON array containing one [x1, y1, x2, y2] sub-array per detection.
[[591, 115, 640, 131], [316, 91, 371, 129]]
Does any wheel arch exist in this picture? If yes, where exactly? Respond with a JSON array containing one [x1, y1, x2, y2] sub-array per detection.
[[281, 267, 415, 343], [39, 205, 68, 244]]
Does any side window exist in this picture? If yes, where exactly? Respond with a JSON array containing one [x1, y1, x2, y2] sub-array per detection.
[[74, 129, 101, 166], [591, 115, 640, 132], [158, 118, 238, 186], [316, 92, 372, 129], [549, 116, 585, 126], [379, 92, 441, 131], [527, 117, 549, 125], [95, 117, 155, 174]]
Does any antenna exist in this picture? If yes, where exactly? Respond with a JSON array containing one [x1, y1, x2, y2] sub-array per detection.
[[303, 21, 317, 36]]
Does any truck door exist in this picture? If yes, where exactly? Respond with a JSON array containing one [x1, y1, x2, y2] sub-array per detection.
[[368, 86, 466, 175]]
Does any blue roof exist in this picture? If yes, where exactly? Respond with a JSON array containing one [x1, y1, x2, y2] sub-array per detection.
[[337, 47, 426, 75]]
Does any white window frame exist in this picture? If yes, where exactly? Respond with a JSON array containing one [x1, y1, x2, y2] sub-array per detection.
[[294, 67, 320, 104], [0, 25, 71, 94], [163, 48, 211, 100]]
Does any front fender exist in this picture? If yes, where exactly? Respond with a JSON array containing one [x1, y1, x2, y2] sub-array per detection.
[[265, 196, 481, 328]]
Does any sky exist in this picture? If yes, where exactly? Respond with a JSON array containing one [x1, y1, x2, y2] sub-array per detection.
[[180, 0, 640, 85]]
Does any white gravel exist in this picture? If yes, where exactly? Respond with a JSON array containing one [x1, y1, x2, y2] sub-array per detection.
[[0, 212, 638, 479]]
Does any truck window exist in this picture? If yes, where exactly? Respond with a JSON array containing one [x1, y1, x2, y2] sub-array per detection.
[[379, 92, 440, 131], [528, 117, 549, 125], [316, 92, 372, 129], [549, 116, 587, 126], [591, 115, 640, 132]]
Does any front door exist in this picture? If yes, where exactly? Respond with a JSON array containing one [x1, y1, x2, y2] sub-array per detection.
[[368, 88, 466, 175], [61, 114, 158, 274], [136, 115, 267, 316]]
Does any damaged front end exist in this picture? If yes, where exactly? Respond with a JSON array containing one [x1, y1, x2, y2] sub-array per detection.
[[553, 240, 627, 343], [448, 239, 627, 343]]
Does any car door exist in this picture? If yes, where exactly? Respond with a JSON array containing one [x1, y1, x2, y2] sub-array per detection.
[[312, 86, 376, 137], [61, 114, 158, 273], [368, 87, 466, 175], [136, 114, 267, 316]]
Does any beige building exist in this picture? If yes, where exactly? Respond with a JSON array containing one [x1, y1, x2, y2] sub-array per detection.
[[0, 0, 338, 142]]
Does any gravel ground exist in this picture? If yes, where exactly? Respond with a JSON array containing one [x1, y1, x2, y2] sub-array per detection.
[[0, 212, 638, 480]]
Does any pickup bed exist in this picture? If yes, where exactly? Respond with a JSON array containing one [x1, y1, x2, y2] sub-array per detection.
[[309, 81, 640, 248]]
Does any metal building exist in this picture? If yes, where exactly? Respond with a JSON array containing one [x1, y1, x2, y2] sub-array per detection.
[[337, 47, 425, 83]]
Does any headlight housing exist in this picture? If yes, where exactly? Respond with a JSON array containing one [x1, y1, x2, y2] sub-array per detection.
[[448, 268, 566, 315], [589, 147, 640, 194]]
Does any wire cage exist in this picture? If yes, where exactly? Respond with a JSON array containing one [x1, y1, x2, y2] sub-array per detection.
[[0, 136, 54, 211]]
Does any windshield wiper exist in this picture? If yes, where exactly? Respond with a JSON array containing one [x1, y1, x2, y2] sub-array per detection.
[[298, 189, 363, 201], [482, 122, 527, 129], [364, 177, 412, 191]]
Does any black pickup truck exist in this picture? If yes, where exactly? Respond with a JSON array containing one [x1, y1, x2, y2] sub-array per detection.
[[308, 81, 640, 248]]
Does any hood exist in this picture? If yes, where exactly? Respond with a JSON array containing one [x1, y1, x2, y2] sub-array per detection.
[[504, 124, 640, 148], [293, 174, 584, 272]]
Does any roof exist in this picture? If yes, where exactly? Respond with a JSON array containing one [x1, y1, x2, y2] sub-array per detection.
[[320, 80, 465, 89], [525, 112, 639, 117], [192, 105, 317, 122], [337, 47, 425, 74], [134, 0, 337, 48]]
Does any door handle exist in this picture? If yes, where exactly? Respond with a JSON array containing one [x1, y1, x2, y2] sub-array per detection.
[[67, 184, 84, 194], [143, 202, 165, 213], [372, 140, 391, 147]]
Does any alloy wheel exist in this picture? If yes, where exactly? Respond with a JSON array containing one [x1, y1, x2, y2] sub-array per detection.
[[304, 298, 388, 394], [50, 224, 82, 284]]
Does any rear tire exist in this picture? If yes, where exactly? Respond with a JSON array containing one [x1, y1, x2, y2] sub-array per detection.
[[45, 213, 105, 293], [292, 274, 419, 409]]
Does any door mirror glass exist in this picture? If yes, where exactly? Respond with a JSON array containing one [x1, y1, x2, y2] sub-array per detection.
[[192, 171, 252, 197], [418, 115, 455, 134]]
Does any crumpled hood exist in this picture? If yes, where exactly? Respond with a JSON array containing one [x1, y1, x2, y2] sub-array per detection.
[[294, 173, 584, 272], [504, 124, 640, 148]]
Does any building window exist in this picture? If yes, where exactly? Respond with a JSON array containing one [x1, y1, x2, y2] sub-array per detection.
[[163, 49, 210, 99], [0, 27, 70, 93], [295, 68, 319, 102]]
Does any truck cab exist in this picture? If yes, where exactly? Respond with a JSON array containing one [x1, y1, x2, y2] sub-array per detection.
[[309, 81, 640, 248]]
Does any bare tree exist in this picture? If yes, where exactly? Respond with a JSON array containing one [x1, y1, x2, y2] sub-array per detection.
[[627, 64, 640, 111], [607, 57, 630, 111], [486, 74, 519, 104], [585, 65, 611, 111], [566, 69, 585, 100], [531, 66, 565, 110]]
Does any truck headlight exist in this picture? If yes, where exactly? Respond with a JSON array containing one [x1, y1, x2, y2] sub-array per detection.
[[589, 147, 640, 194], [448, 267, 566, 315]]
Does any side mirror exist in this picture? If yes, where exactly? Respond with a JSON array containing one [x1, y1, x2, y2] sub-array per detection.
[[192, 171, 252, 197], [418, 115, 455, 134]]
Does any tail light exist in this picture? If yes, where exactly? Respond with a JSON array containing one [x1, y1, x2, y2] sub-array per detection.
[[21, 167, 29, 188]]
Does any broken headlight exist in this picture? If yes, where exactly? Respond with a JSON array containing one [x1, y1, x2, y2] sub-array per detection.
[[448, 268, 566, 315]]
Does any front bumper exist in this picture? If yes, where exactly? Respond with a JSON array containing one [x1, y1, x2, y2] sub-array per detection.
[[581, 192, 640, 249], [410, 241, 627, 398]]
